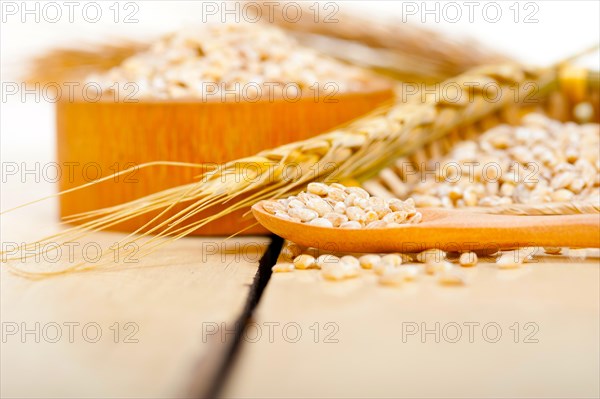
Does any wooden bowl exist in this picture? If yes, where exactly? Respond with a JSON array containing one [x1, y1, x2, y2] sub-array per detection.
[[56, 87, 394, 235]]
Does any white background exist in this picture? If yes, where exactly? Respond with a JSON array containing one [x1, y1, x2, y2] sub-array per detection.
[[1, 0, 599, 77]]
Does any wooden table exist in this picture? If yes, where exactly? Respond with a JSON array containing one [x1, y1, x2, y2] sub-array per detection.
[[3, 198, 598, 398], [0, 121, 269, 398], [1, 188, 269, 398], [1, 112, 598, 398], [225, 251, 600, 398]]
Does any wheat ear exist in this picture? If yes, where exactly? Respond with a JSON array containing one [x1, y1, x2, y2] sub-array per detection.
[[252, 3, 511, 82], [2, 63, 558, 277]]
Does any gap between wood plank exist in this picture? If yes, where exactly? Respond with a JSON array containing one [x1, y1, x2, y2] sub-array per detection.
[[194, 235, 284, 398]]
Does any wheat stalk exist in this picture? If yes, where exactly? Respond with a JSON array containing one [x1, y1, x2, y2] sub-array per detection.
[[22, 8, 509, 86], [1, 63, 559, 278], [251, 2, 511, 82]]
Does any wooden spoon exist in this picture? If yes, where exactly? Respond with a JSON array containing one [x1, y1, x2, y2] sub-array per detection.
[[252, 202, 600, 252]]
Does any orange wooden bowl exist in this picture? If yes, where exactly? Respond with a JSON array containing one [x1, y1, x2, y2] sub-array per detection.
[[56, 87, 394, 235]]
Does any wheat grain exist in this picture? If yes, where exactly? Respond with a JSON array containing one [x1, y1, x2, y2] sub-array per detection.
[[438, 269, 468, 286], [293, 254, 316, 270], [416, 249, 447, 264], [425, 261, 453, 275], [543, 247, 562, 255], [459, 252, 478, 267], [380, 254, 403, 267], [272, 262, 295, 273], [358, 254, 381, 270]]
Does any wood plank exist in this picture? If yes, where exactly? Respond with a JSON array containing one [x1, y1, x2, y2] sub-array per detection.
[[223, 250, 600, 398], [0, 180, 269, 398]]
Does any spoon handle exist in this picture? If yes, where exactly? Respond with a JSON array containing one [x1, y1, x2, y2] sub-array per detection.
[[435, 212, 600, 249]]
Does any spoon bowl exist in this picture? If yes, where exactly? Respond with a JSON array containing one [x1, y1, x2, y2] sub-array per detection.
[[252, 201, 600, 253]]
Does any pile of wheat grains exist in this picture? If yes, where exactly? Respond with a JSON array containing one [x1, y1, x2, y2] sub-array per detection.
[[87, 22, 381, 99], [262, 183, 422, 229], [380, 113, 599, 209], [271, 115, 599, 287]]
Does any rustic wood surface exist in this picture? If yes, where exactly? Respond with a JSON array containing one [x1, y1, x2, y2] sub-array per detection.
[[3, 149, 599, 398], [223, 247, 600, 398], [2, 102, 599, 398], [0, 175, 269, 398]]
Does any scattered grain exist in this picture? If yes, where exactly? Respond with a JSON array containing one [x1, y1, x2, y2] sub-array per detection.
[[280, 242, 302, 261], [322, 262, 359, 280], [425, 260, 453, 274], [459, 252, 478, 267], [358, 254, 381, 269], [272, 262, 294, 273], [496, 253, 524, 269], [380, 254, 403, 266], [417, 248, 447, 263], [378, 269, 406, 286], [543, 247, 562, 255], [293, 254, 316, 270], [438, 269, 468, 285], [315, 254, 340, 269]]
